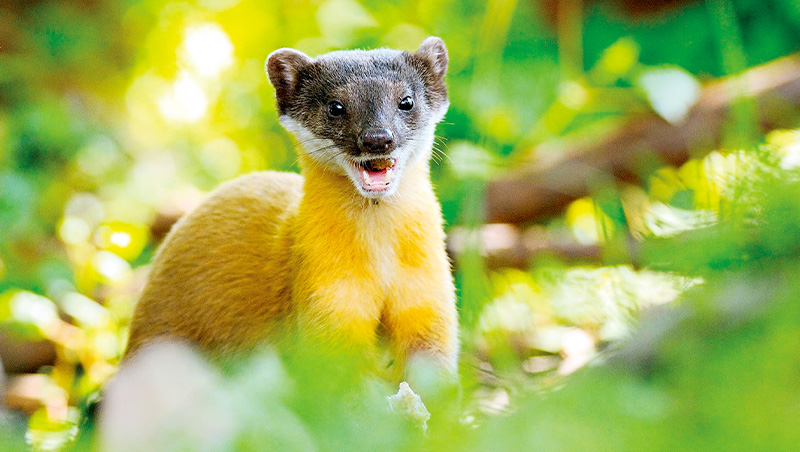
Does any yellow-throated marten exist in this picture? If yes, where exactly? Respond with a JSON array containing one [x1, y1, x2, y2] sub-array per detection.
[[126, 37, 458, 382]]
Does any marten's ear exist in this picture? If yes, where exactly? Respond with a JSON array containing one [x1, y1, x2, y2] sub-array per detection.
[[415, 37, 448, 81], [413, 37, 449, 111], [266, 48, 312, 114]]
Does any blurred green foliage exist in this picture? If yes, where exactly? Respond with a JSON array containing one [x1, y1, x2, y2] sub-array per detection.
[[470, 139, 800, 451], [1, 0, 800, 450]]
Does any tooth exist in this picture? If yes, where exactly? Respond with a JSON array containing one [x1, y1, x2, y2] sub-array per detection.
[[362, 169, 371, 185], [386, 167, 394, 182]]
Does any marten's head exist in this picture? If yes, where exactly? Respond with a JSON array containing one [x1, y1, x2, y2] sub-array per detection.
[[266, 37, 449, 199]]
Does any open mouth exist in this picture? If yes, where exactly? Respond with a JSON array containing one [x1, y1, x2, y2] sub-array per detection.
[[354, 158, 396, 193]]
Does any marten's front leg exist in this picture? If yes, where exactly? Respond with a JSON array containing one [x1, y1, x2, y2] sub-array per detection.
[[382, 264, 459, 428], [383, 265, 458, 383]]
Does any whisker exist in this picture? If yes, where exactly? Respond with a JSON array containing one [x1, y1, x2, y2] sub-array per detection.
[[289, 143, 344, 168], [405, 134, 453, 168], [307, 144, 340, 155], [432, 135, 453, 166]]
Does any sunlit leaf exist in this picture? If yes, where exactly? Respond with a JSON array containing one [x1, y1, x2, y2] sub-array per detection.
[[94, 222, 149, 261], [595, 37, 640, 79], [58, 216, 91, 246], [26, 407, 80, 452], [1, 291, 59, 339], [766, 130, 800, 170], [558, 80, 589, 110], [637, 66, 701, 124], [478, 296, 534, 335], [59, 292, 110, 329], [90, 251, 132, 285], [91, 331, 121, 361], [644, 202, 717, 237], [566, 198, 613, 244]]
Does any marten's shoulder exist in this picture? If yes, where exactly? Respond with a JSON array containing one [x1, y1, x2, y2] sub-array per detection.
[[155, 170, 303, 264], [172, 170, 303, 234], [202, 170, 303, 216], [126, 171, 303, 356]]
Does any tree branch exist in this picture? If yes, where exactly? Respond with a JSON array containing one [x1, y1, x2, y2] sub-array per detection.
[[485, 54, 800, 224]]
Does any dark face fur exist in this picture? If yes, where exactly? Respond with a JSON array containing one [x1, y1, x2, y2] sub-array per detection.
[[266, 37, 449, 198]]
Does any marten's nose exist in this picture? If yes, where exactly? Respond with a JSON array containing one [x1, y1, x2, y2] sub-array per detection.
[[360, 128, 395, 154]]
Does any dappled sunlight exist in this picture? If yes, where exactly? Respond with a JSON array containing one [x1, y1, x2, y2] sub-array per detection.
[[768, 129, 800, 169], [566, 198, 610, 245], [180, 23, 235, 79], [3, 0, 800, 450], [157, 71, 209, 123], [473, 264, 701, 371]]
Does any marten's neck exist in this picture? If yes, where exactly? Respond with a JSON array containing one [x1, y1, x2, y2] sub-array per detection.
[[294, 151, 442, 295], [298, 154, 434, 219]]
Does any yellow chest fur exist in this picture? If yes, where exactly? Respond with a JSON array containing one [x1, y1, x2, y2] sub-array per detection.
[[126, 156, 457, 375]]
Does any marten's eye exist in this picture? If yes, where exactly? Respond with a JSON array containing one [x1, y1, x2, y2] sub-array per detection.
[[328, 101, 345, 117], [398, 96, 414, 111]]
